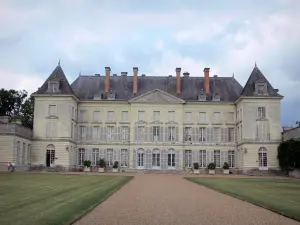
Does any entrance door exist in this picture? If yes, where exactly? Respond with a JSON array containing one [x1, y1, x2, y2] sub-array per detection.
[[168, 149, 176, 169], [152, 149, 160, 170], [258, 147, 268, 170], [137, 149, 144, 169], [46, 145, 55, 167]]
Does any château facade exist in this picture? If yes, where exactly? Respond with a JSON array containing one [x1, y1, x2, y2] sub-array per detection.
[[29, 63, 283, 173]]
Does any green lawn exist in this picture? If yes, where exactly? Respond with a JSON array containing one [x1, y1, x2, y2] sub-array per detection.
[[186, 177, 300, 221], [0, 173, 133, 225]]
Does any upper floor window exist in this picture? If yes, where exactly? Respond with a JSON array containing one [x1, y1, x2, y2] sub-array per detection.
[[185, 112, 191, 121], [213, 112, 220, 122], [199, 112, 206, 122], [153, 111, 160, 121], [138, 126, 145, 141], [107, 111, 115, 121], [79, 110, 87, 122], [228, 128, 234, 142], [48, 105, 57, 116], [258, 107, 266, 119], [107, 126, 115, 141], [71, 106, 75, 118], [168, 127, 176, 141], [79, 126, 86, 139], [48, 81, 59, 93], [122, 111, 128, 121], [228, 112, 234, 122], [138, 111, 145, 121], [213, 127, 221, 142], [121, 126, 129, 141], [93, 111, 100, 122], [199, 127, 206, 142], [184, 127, 192, 141], [256, 83, 267, 95], [153, 126, 160, 141], [46, 120, 57, 138], [168, 111, 175, 121]]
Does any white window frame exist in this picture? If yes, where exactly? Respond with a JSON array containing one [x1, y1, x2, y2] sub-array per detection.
[[199, 150, 206, 168], [199, 127, 206, 142], [120, 149, 129, 167], [184, 150, 192, 168], [78, 148, 85, 166], [213, 112, 220, 122], [92, 126, 100, 140], [258, 107, 266, 119], [138, 111, 145, 121], [228, 128, 234, 142], [184, 127, 192, 141], [228, 150, 235, 168], [138, 126, 145, 141], [153, 126, 160, 141], [92, 148, 99, 166], [258, 147, 268, 170], [48, 105, 57, 116], [79, 126, 86, 140], [153, 111, 160, 121], [213, 127, 221, 142], [185, 112, 191, 121], [107, 126, 115, 141], [122, 111, 128, 121], [199, 112, 206, 122], [46, 120, 57, 138], [93, 111, 100, 122], [121, 126, 129, 141], [168, 126, 176, 141], [79, 110, 87, 122], [107, 111, 115, 121], [168, 111, 175, 121], [106, 149, 113, 167], [214, 150, 221, 167]]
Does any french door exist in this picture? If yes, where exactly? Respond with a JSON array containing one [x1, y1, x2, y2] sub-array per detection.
[[258, 147, 268, 170], [168, 150, 176, 169], [152, 150, 160, 170], [137, 149, 144, 169]]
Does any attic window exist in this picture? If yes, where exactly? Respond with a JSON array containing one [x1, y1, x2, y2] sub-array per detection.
[[94, 91, 103, 100], [197, 89, 206, 101], [107, 89, 117, 100], [47, 81, 59, 93], [212, 89, 220, 101], [255, 82, 267, 95]]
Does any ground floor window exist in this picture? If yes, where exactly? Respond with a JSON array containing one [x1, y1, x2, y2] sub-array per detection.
[[106, 149, 113, 167], [92, 148, 99, 166], [228, 150, 235, 168], [199, 150, 206, 168], [258, 147, 267, 168], [121, 149, 129, 167], [137, 149, 144, 168], [152, 149, 160, 167], [78, 148, 85, 166], [168, 149, 175, 168], [214, 150, 220, 167], [184, 150, 192, 168]]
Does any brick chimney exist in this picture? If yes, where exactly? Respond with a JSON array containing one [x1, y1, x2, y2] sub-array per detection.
[[105, 67, 111, 93], [133, 67, 138, 94], [176, 68, 181, 94], [204, 68, 210, 94]]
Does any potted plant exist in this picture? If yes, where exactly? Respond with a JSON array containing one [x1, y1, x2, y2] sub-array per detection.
[[98, 158, 106, 173], [112, 161, 119, 172], [208, 162, 216, 175], [83, 160, 91, 172], [223, 162, 230, 174], [193, 162, 200, 174]]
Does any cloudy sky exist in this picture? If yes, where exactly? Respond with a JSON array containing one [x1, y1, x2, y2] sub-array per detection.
[[0, 0, 299, 126]]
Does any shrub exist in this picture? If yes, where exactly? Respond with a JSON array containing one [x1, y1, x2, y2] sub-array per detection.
[[113, 161, 119, 169], [223, 162, 229, 170], [83, 160, 91, 168], [97, 158, 106, 168], [207, 162, 216, 170], [193, 162, 199, 170]]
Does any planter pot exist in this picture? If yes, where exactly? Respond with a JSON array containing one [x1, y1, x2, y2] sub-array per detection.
[[223, 169, 229, 175], [98, 168, 105, 173], [112, 168, 119, 173], [193, 169, 200, 174], [209, 169, 215, 175], [84, 167, 90, 172]]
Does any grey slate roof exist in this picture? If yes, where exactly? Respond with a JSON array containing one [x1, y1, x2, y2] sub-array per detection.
[[71, 74, 243, 101], [35, 64, 74, 95], [240, 65, 282, 97]]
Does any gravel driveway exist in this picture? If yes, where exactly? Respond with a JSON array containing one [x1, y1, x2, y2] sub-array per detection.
[[74, 174, 300, 225]]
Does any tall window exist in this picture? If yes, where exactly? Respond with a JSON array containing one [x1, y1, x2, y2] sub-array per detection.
[[228, 128, 234, 142], [214, 150, 221, 167], [71, 106, 75, 118], [213, 112, 220, 122], [184, 150, 192, 168], [153, 126, 160, 141], [78, 148, 85, 166], [79, 126, 86, 140], [46, 120, 57, 138], [153, 111, 160, 121], [213, 127, 221, 142], [152, 149, 160, 167], [92, 126, 100, 140], [185, 112, 191, 121], [92, 148, 99, 166], [228, 150, 235, 168], [138, 111, 145, 121], [106, 149, 113, 167], [93, 111, 100, 122], [48, 105, 57, 116], [199, 112, 206, 122], [258, 147, 268, 168], [228, 112, 234, 122], [258, 107, 266, 118], [79, 110, 87, 122], [199, 150, 206, 167], [168, 127, 176, 141], [184, 127, 192, 141], [122, 111, 128, 121], [257, 123, 268, 141], [138, 126, 145, 141], [199, 127, 206, 142], [168, 149, 176, 168], [107, 111, 115, 121], [120, 149, 129, 167], [168, 111, 175, 121], [258, 84, 266, 94], [107, 126, 115, 141], [121, 126, 129, 141]]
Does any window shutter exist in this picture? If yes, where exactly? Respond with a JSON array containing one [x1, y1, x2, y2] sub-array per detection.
[[102, 126, 107, 142], [149, 126, 153, 142], [165, 126, 168, 142], [176, 149, 181, 170], [113, 149, 117, 163], [196, 128, 200, 142], [225, 128, 229, 142], [207, 127, 212, 142], [161, 148, 167, 170], [159, 126, 164, 142], [176, 127, 179, 142], [117, 126, 121, 141], [221, 128, 225, 143], [192, 127, 196, 142], [132, 149, 136, 169]]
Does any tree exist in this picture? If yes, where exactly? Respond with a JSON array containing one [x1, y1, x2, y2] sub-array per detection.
[[0, 88, 28, 116], [296, 121, 300, 127], [21, 96, 34, 129]]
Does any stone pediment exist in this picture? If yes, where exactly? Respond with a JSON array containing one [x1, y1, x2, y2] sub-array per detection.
[[129, 89, 185, 104]]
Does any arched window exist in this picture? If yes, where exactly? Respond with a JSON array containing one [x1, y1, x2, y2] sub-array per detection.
[[168, 149, 176, 169], [137, 148, 144, 169], [46, 144, 55, 167], [258, 147, 267, 169], [152, 149, 160, 168]]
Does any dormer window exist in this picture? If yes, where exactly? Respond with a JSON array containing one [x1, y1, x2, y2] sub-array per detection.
[[107, 88, 117, 100], [212, 89, 220, 101], [94, 90, 104, 100], [255, 82, 267, 95], [198, 89, 206, 101], [47, 81, 59, 93]]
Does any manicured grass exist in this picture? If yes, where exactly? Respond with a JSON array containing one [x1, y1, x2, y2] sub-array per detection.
[[186, 177, 300, 221], [0, 173, 133, 225]]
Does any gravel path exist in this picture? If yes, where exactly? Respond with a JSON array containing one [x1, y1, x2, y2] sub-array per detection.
[[74, 174, 300, 225]]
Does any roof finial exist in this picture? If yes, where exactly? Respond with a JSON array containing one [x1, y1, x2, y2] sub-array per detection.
[[232, 72, 235, 78], [255, 61, 257, 67], [58, 59, 60, 66], [79, 71, 81, 77]]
